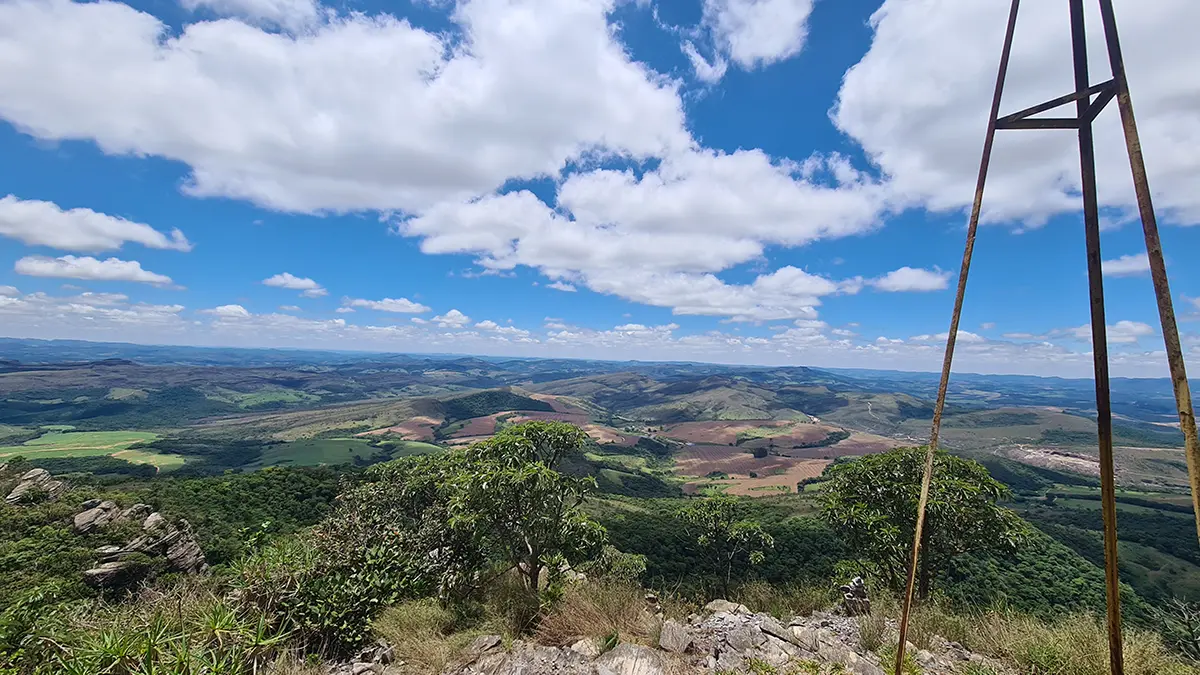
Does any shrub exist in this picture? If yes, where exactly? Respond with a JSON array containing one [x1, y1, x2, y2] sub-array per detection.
[[233, 533, 419, 654]]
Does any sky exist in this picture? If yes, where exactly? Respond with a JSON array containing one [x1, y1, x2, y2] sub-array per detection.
[[0, 0, 1198, 377]]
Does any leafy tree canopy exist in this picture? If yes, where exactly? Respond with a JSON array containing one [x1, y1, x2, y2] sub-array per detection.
[[675, 495, 774, 596], [821, 447, 1027, 598]]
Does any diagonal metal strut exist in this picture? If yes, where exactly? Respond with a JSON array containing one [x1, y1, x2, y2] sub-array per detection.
[[893, 2, 1200, 674]]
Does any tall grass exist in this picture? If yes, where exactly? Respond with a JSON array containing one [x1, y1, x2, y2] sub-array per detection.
[[373, 599, 495, 675], [535, 580, 658, 647], [964, 610, 1197, 675], [736, 581, 837, 619]]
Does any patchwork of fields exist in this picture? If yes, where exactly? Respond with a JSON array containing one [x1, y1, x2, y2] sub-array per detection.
[[0, 429, 184, 470]]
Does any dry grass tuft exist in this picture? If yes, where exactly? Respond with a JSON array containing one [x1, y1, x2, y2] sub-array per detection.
[[535, 580, 659, 647], [958, 610, 1196, 675], [373, 599, 494, 675], [856, 612, 888, 653], [736, 581, 837, 619]]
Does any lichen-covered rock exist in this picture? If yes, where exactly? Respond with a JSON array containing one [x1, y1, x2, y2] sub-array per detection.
[[5, 468, 67, 504], [73, 500, 120, 533]]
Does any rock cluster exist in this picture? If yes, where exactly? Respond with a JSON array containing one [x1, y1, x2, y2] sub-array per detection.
[[839, 576, 871, 617], [80, 503, 207, 586], [5, 468, 67, 504], [433, 599, 1008, 675]]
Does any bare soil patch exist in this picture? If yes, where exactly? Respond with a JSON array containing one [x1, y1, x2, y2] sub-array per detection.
[[582, 424, 637, 446], [357, 415, 441, 441]]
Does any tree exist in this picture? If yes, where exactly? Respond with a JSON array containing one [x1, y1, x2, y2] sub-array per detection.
[[821, 448, 1026, 599], [675, 495, 774, 597], [449, 422, 605, 599]]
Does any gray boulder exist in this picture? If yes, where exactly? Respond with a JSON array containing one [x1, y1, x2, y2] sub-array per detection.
[[658, 619, 691, 654], [5, 468, 67, 504], [83, 560, 139, 587], [594, 643, 666, 675], [703, 599, 750, 615], [73, 500, 119, 533], [118, 503, 153, 523]]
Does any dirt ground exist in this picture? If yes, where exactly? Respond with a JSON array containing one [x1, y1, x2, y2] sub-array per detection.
[[678, 443, 829, 497], [356, 415, 441, 441]]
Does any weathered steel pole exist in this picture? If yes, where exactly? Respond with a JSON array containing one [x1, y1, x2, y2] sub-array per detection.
[[897, 2, 1197, 673]]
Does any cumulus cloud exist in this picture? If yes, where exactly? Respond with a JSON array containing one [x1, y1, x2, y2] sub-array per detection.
[[203, 304, 252, 318], [0, 195, 191, 252], [684, 0, 815, 82], [179, 0, 319, 31], [401, 151, 888, 321], [870, 266, 951, 292], [14, 255, 174, 286], [263, 272, 327, 297], [1101, 253, 1150, 277], [1067, 320, 1155, 344], [345, 297, 430, 313], [475, 319, 532, 338], [279, 305, 301, 312], [0, 0, 688, 213], [432, 309, 470, 328], [0, 286, 19, 297], [547, 281, 577, 292], [834, 0, 1200, 225]]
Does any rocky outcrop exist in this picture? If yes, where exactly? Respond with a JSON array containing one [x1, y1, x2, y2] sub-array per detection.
[[840, 576, 871, 617], [74, 500, 120, 533], [5, 468, 67, 504], [83, 508, 207, 587], [437, 601, 1008, 675]]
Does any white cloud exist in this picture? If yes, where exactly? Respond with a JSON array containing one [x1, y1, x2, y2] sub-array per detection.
[[547, 281, 577, 292], [702, 0, 815, 70], [179, 0, 319, 31], [681, 40, 728, 83], [1068, 320, 1155, 344], [401, 151, 886, 321], [1101, 253, 1150, 277], [432, 309, 470, 328], [870, 266, 951, 292], [71, 292, 129, 306], [0, 288, 1184, 377], [346, 297, 430, 313], [980, 322, 996, 330], [911, 330, 985, 344], [14, 255, 174, 286], [475, 319, 531, 338], [0, 195, 191, 252], [203, 304, 252, 318], [0, 286, 18, 297], [263, 272, 327, 297], [0, 0, 688, 213], [834, 0, 1200, 225], [335, 307, 354, 314], [279, 305, 301, 312]]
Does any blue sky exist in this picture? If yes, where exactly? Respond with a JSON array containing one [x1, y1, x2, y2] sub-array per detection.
[[0, 0, 1197, 376]]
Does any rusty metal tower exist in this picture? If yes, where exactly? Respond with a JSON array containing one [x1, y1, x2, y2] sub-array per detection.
[[893, 1, 1200, 673]]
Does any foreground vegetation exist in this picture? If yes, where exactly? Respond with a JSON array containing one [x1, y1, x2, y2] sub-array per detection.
[[0, 422, 1197, 673]]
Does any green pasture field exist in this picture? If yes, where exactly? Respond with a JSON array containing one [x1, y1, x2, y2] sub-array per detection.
[[0, 430, 184, 470]]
